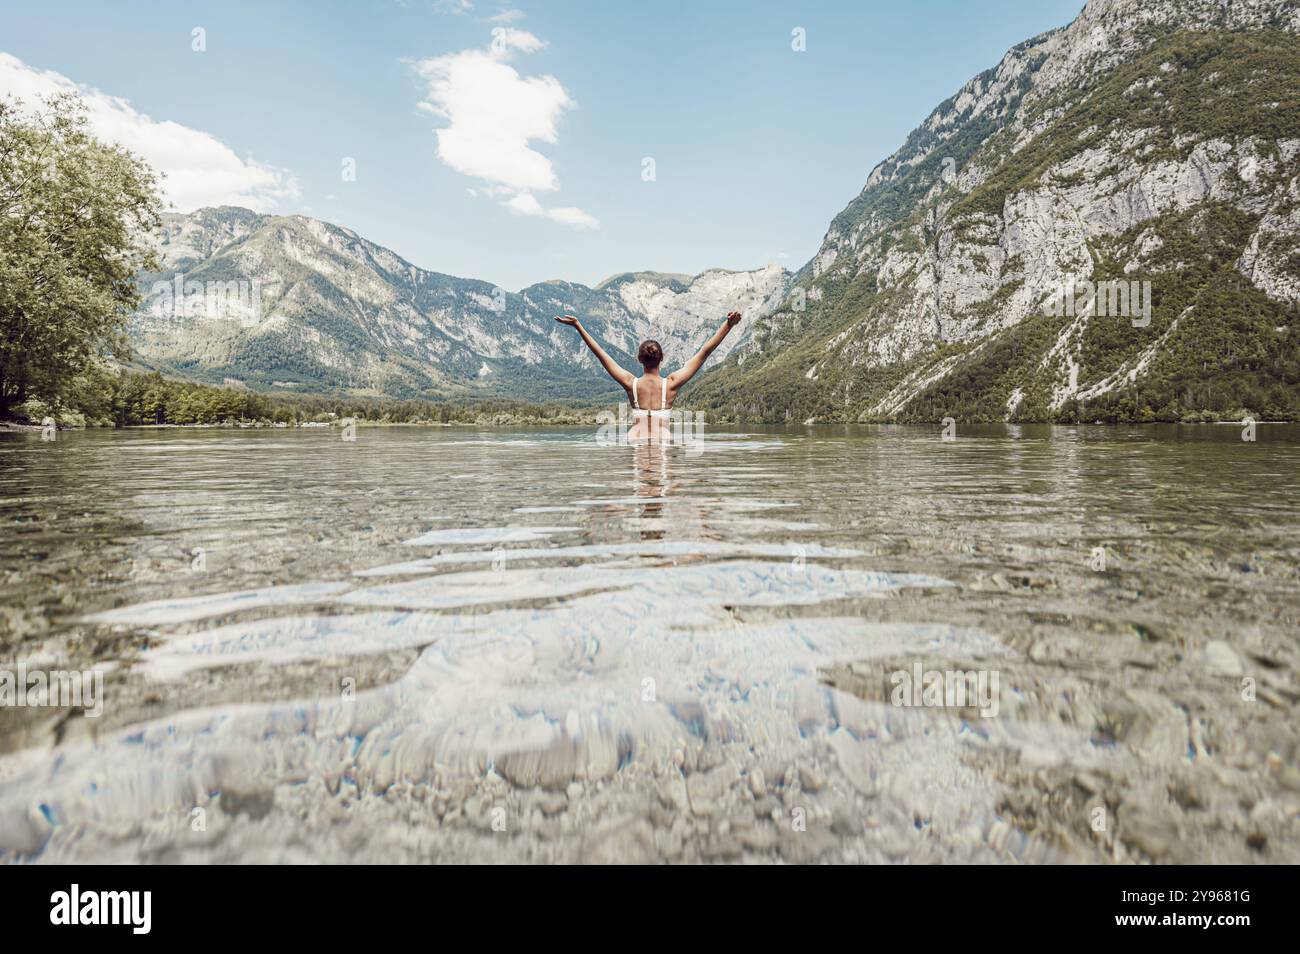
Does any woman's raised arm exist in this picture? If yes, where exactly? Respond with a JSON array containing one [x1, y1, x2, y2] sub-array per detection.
[[555, 315, 634, 389], [667, 311, 741, 390]]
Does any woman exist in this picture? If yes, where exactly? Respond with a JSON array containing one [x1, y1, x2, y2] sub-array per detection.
[[555, 311, 742, 442]]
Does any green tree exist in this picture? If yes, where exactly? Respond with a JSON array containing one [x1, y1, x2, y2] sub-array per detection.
[[0, 94, 162, 418]]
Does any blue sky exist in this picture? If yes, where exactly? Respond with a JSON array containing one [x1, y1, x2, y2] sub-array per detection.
[[1, 0, 1084, 290]]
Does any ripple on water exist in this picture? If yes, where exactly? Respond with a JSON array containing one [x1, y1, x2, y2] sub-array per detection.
[[354, 540, 864, 577], [400, 526, 581, 546], [85, 582, 352, 627], [338, 561, 952, 611]]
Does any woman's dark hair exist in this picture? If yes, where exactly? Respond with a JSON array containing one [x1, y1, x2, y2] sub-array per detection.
[[637, 339, 663, 369]]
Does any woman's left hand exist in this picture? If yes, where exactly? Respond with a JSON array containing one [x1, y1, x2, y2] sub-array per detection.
[[555, 314, 579, 327]]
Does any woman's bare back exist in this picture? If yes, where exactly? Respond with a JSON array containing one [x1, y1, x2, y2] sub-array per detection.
[[554, 311, 742, 443]]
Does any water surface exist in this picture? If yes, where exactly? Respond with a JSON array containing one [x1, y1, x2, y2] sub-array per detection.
[[1, 424, 1298, 863]]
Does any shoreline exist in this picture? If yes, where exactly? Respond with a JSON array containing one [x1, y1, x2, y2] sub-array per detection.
[[4, 418, 1295, 432]]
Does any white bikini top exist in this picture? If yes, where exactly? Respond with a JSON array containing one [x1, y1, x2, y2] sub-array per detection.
[[631, 376, 671, 419]]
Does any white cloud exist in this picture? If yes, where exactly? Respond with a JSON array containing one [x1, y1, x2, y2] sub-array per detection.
[[545, 206, 599, 229], [0, 52, 298, 213], [485, 9, 526, 24], [490, 27, 544, 54], [503, 191, 598, 229], [411, 31, 598, 229]]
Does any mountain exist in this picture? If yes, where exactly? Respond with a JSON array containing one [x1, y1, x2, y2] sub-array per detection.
[[690, 0, 1300, 424], [130, 208, 790, 402]]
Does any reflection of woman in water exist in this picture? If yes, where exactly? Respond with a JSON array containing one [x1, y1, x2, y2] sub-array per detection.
[[555, 311, 742, 442], [625, 441, 674, 539]]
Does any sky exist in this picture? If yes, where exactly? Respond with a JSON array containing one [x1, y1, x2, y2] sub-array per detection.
[[0, 0, 1085, 291]]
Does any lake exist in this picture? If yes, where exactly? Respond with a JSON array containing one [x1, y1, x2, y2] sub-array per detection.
[[1, 423, 1298, 863]]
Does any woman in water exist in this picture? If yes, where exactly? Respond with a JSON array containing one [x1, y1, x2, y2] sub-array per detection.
[[555, 311, 742, 442]]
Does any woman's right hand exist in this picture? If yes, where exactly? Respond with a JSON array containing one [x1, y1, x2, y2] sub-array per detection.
[[555, 314, 579, 327]]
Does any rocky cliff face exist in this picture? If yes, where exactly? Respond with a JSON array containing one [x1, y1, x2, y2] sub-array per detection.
[[691, 0, 1300, 423], [131, 209, 790, 401]]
